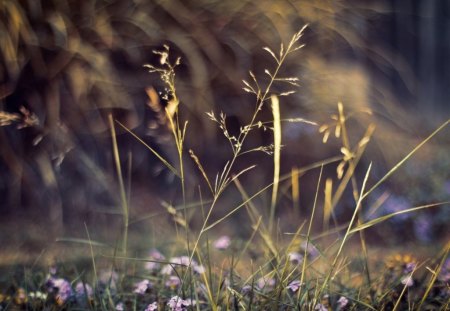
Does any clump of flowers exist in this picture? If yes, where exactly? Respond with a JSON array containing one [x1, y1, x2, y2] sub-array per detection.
[[160, 256, 205, 276], [145, 301, 158, 311], [46, 277, 74, 306], [167, 295, 195, 311]]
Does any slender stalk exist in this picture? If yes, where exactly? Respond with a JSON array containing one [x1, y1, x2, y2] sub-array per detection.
[[109, 114, 129, 256]]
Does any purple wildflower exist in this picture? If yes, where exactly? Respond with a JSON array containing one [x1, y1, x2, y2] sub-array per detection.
[[288, 252, 303, 265], [46, 277, 73, 305], [165, 276, 181, 289], [401, 275, 414, 287], [145, 302, 158, 311], [134, 279, 152, 295], [315, 303, 328, 311], [257, 276, 275, 291], [404, 262, 417, 274], [161, 264, 173, 275], [167, 296, 193, 311], [214, 235, 231, 250], [116, 302, 124, 311], [170, 256, 191, 266], [145, 249, 165, 271], [337, 296, 349, 309], [300, 241, 319, 259], [194, 264, 205, 274], [75, 281, 93, 298], [98, 270, 119, 292], [286, 280, 301, 292]]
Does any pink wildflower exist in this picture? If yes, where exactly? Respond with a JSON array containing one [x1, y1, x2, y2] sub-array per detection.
[[214, 235, 231, 250], [134, 279, 152, 295], [337, 296, 349, 309], [145, 302, 158, 311], [165, 276, 181, 289], [286, 280, 301, 292], [145, 249, 165, 271]]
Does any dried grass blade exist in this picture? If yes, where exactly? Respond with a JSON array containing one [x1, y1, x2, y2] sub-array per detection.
[[269, 95, 281, 231], [115, 120, 179, 177]]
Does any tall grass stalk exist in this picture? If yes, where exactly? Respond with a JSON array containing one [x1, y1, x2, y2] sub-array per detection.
[[109, 114, 129, 256], [317, 162, 372, 301], [187, 25, 309, 283], [362, 118, 449, 200], [299, 165, 323, 303]]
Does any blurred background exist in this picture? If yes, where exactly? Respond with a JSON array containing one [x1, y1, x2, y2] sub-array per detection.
[[0, 0, 449, 252]]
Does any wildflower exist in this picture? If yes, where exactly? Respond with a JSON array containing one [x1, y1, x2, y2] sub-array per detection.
[[75, 282, 93, 298], [145, 249, 165, 271], [288, 252, 303, 265], [167, 295, 193, 311], [214, 235, 231, 250], [116, 302, 124, 311], [404, 262, 417, 274], [98, 270, 119, 293], [170, 256, 191, 267], [401, 275, 414, 287], [145, 302, 158, 311], [46, 277, 73, 306], [301, 241, 319, 259], [315, 303, 328, 311], [134, 279, 152, 295], [286, 280, 301, 292], [165, 276, 181, 289], [257, 276, 275, 291], [337, 296, 349, 309], [161, 264, 173, 275], [193, 264, 205, 274]]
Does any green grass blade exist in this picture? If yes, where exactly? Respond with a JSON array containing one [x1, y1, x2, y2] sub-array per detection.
[[362, 119, 449, 200], [348, 201, 449, 235]]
